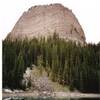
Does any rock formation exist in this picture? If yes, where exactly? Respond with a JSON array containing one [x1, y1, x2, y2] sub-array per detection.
[[7, 3, 86, 43], [22, 65, 54, 97]]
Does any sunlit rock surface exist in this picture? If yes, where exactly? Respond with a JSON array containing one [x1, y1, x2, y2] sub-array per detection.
[[7, 3, 85, 43]]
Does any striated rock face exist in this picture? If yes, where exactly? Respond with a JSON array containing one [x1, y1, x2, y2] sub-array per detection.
[[7, 3, 86, 43]]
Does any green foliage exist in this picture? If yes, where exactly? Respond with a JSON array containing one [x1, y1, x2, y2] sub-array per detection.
[[3, 34, 100, 93]]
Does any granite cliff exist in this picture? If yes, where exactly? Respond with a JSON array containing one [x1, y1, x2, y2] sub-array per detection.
[[7, 3, 86, 43]]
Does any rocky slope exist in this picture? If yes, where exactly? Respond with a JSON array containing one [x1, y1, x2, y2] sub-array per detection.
[[22, 65, 69, 97], [7, 3, 85, 43]]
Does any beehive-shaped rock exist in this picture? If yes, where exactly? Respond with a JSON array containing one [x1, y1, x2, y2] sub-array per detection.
[[7, 3, 85, 43]]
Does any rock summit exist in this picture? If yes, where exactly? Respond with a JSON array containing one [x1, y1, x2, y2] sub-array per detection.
[[7, 3, 85, 43]]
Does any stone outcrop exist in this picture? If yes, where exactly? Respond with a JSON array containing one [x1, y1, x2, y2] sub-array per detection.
[[22, 65, 54, 97], [7, 3, 86, 43]]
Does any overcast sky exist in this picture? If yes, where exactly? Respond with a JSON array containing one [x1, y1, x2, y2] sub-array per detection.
[[0, 0, 100, 43]]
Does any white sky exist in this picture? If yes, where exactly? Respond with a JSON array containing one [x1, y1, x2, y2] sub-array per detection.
[[0, 0, 100, 44]]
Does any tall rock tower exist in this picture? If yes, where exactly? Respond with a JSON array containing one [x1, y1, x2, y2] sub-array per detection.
[[7, 3, 86, 43]]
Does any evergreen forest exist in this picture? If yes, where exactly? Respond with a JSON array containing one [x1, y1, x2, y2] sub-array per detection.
[[3, 33, 100, 93]]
